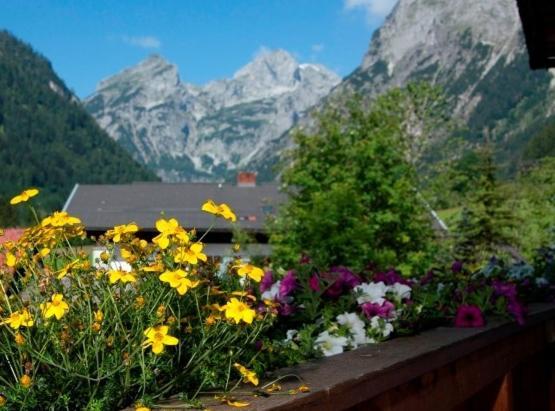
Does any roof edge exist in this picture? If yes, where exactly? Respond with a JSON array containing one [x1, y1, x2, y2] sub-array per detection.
[[62, 183, 79, 212]]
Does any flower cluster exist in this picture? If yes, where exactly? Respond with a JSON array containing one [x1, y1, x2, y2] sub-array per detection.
[[0, 189, 271, 410]]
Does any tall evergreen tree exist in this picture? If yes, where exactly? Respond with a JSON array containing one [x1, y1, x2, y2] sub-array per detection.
[[454, 146, 516, 262]]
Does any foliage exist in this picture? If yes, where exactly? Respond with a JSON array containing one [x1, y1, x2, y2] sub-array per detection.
[[270, 84, 444, 272], [523, 117, 555, 161], [509, 158, 555, 258], [0, 192, 272, 410], [0, 31, 158, 226], [453, 146, 516, 262]]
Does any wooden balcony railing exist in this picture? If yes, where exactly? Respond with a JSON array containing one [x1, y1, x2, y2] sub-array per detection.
[[187, 303, 555, 411]]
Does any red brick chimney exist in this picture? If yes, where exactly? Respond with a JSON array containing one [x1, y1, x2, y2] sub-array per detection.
[[237, 171, 256, 187]]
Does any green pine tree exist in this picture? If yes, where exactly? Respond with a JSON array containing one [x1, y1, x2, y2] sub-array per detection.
[[454, 146, 516, 262]]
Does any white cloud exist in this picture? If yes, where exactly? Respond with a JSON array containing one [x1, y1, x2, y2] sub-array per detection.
[[311, 43, 324, 53], [344, 0, 397, 20], [121, 35, 161, 49]]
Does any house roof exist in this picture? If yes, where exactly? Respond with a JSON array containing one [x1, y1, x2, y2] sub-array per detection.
[[516, 0, 555, 69], [63, 182, 287, 233]]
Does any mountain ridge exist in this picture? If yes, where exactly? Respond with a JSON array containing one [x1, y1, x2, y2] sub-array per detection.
[[0, 30, 158, 224], [85, 49, 340, 181]]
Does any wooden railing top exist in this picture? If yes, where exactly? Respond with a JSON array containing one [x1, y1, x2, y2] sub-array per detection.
[[181, 303, 555, 411]]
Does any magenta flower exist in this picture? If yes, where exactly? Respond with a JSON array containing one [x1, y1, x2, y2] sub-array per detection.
[[279, 270, 297, 298], [507, 299, 526, 325], [259, 271, 274, 293], [299, 254, 311, 265], [373, 269, 410, 286], [451, 261, 463, 273], [361, 300, 395, 319], [278, 303, 295, 316], [308, 274, 320, 291], [323, 267, 361, 298], [455, 304, 485, 328], [491, 280, 518, 300], [420, 270, 434, 286]]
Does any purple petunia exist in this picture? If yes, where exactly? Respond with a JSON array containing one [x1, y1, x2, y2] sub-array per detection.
[[259, 271, 274, 293], [454, 304, 485, 328], [361, 300, 395, 319], [451, 261, 464, 273], [507, 299, 526, 325], [373, 269, 410, 286], [323, 267, 362, 298], [308, 274, 320, 292], [279, 270, 297, 298], [491, 280, 518, 300]]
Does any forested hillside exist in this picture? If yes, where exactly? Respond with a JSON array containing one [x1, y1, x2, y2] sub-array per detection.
[[0, 31, 158, 225]]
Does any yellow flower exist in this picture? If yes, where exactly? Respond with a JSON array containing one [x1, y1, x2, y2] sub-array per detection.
[[235, 263, 264, 282], [94, 310, 104, 322], [266, 383, 282, 393], [0, 394, 6, 406], [152, 218, 189, 249], [155, 305, 166, 318], [223, 298, 256, 325], [14, 332, 25, 345], [20, 375, 32, 388], [233, 363, 259, 386], [143, 325, 179, 354], [159, 269, 199, 295], [5, 252, 16, 268], [142, 262, 165, 273], [56, 259, 79, 280], [108, 270, 137, 284], [174, 243, 207, 265], [202, 200, 237, 222], [298, 384, 310, 393], [39, 248, 50, 258], [1, 308, 34, 329], [106, 223, 139, 243], [41, 211, 81, 227], [10, 188, 39, 205], [135, 406, 150, 411], [119, 247, 135, 262], [135, 296, 146, 308], [216, 396, 250, 408], [91, 322, 101, 332], [41, 294, 69, 320], [100, 251, 110, 263]]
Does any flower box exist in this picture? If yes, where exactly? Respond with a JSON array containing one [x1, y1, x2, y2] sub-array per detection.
[[158, 303, 555, 410]]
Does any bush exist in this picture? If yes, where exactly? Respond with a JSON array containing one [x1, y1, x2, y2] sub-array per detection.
[[270, 86, 441, 273]]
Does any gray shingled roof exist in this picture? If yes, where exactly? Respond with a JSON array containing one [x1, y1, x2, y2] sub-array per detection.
[[63, 182, 287, 232]]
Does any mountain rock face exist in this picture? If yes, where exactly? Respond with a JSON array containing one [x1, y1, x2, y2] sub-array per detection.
[[0, 30, 158, 223], [335, 0, 555, 172], [85, 50, 340, 181]]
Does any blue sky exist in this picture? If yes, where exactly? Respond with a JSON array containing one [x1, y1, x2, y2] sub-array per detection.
[[0, 0, 396, 98]]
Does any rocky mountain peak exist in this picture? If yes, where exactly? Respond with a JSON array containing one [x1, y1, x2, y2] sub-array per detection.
[[85, 49, 340, 181], [360, 0, 521, 80], [233, 49, 299, 83], [95, 54, 179, 97]]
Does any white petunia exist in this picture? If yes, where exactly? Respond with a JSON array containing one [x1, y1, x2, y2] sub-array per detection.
[[336, 312, 371, 348], [536, 277, 549, 287], [354, 281, 388, 305], [314, 331, 349, 357], [388, 282, 411, 300], [370, 316, 394, 338], [336, 312, 366, 332], [285, 329, 298, 341], [261, 281, 281, 301]]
